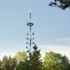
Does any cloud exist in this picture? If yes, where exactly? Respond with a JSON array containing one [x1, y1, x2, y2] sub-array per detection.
[[54, 37, 70, 41], [39, 45, 70, 60]]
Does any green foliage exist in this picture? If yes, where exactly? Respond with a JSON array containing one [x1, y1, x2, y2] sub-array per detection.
[[0, 60, 2, 70], [14, 51, 27, 62], [43, 51, 70, 70], [49, 0, 70, 10], [16, 61, 25, 70], [14, 51, 27, 70], [2, 56, 17, 70], [24, 45, 42, 70], [2, 56, 9, 70], [0, 47, 70, 70]]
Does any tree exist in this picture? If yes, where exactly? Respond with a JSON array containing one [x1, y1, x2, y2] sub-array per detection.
[[24, 45, 42, 70], [13, 51, 27, 70], [43, 51, 70, 70], [0, 60, 2, 70], [2, 56, 9, 70], [16, 61, 25, 70], [14, 51, 27, 62], [49, 0, 70, 10], [2, 56, 17, 70], [8, 57, 17, 70]]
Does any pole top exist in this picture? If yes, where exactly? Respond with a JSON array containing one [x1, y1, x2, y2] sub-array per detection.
[[29, 10, 31, 19], [27, 10, 34, 27]]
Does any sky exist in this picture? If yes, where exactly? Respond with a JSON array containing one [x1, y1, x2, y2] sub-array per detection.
[[0, 0, 70, 59]]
